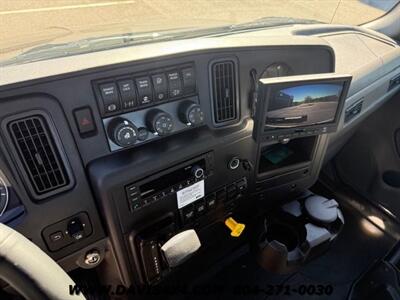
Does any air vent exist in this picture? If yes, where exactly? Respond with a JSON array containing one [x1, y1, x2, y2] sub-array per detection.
[[8, 115, 71, 199], [211, 60, 239, 125]]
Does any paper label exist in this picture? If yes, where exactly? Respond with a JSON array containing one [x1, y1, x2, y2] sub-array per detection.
[[176, 180, 205, 209]]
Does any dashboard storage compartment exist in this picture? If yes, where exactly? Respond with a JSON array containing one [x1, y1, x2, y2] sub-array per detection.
[[254, 193, 344, 274], [258, 136, 316, 177]]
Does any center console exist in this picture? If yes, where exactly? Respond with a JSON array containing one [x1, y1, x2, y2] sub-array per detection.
[[88, 134, 253, 286], [86, 66, 353, 287], [89, 72, 352, 287], [123, 152, 249, 284], [82, 48, 341, 288]]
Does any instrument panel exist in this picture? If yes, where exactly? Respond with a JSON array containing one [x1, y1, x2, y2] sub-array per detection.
[[0, 45, 334, 256], [0, 174, 8, 216], [1, 24, 397, 285], [0, 169, 25, 225]]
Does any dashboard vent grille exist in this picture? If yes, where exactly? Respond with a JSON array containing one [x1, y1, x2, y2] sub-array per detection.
[[8, 115, 70, 197], [211, 60, 238, 124]]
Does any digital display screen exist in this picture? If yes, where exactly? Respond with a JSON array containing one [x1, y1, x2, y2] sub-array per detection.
[[266, 83, 344, 128]]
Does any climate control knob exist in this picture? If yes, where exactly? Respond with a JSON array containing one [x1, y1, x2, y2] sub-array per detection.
[[107, 118, 138, 147], [178, 101, 204, 126], [146, 109, 174, 136]]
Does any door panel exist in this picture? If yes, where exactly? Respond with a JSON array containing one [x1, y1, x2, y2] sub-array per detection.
[[334, 92, 400, 217]]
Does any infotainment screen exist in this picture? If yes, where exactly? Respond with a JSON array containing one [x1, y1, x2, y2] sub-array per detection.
[[266, 83, 343, 127], [254, 74, 352, 142]]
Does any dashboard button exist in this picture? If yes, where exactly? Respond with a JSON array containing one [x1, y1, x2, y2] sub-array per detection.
[[74, 107, 96, 136], [236, 178, 247, 192], [151, 74, 167, 101], [49, 231, 64, 243], [228, 157, 240, 170], [135, 77, 153, 105], [181, 67, 196, 93], [205, 193, 217, 209], [167, 71, 182, 98], [181, 205, 195, 224], [99, 83, 120, 113], [195, 200, 206, 215], [131, 201, 141, 210], [137, 127, 149, 141], [117, 79, 137, 109], [105, 104, 118, 113], [131, 200, 141, 211]]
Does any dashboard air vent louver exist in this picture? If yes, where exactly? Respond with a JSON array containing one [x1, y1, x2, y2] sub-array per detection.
[[8, 115, 71, 198], [211, 60, 238, 125]]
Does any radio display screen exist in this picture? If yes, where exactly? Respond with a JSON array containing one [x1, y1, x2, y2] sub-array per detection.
[[266, 82, 345, 128]]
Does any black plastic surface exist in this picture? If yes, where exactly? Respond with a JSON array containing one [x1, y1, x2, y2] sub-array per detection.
[[0, 95, 105, 262], [0, 45, 333, 280]]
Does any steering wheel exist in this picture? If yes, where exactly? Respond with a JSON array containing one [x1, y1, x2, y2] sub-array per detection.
[[0, 223, 85, 299]]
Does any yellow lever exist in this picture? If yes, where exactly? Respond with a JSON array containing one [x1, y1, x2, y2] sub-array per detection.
[[225, 217, 245, 237]]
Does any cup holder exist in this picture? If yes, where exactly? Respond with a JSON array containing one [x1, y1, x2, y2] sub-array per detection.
[[254, 194, 345, 274], [383, 170, 400, 188], [255, 212, 307, 274], [265, 223, 299, 252]]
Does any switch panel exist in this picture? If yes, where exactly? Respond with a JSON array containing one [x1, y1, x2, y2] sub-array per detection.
[[42, 212, 92, 252], [94, 63, 202, 151], [179, 177, 247, 225], [93, 63, 197, 117]]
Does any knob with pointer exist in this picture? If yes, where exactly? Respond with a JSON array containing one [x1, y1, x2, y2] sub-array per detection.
[[178, 101, 204, 126], [107, 118, 138, 147], [146, 109, 174, 136]]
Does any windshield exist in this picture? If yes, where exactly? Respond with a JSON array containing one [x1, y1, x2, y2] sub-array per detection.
[[1, 0, 399, 65]]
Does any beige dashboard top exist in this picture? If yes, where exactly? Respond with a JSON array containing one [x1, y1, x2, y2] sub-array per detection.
[[0, 23, 399, 100], [0, 35, 328, 88]]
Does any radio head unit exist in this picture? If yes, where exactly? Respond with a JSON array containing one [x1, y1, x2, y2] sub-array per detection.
[[253, 73, 352, 142], [125, 152, 214, 212]]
